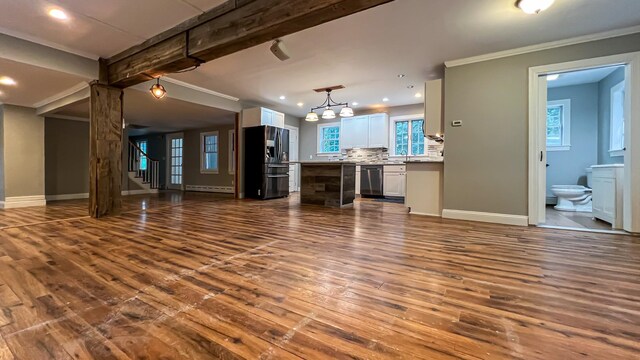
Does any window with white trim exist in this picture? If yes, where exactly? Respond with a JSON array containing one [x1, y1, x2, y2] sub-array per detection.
[[610, 80, 625, 157], [136, 140, 148, 170], [200, 131, 219, 174], [546, 99, 571, 151], [317, 122, 341, 154], [390, 115, 425, 156]]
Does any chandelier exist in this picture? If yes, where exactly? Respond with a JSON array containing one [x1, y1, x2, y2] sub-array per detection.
[[305, 88, 354, 122]]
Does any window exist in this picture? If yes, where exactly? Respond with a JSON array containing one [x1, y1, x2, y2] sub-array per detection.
[[136, 140, 148, 170], [546, 99, 571, 151], [391, 115, 425, 156], [610, 80, 625, 157], [317, 123, 341, 154], [200, 131, 219, 174]]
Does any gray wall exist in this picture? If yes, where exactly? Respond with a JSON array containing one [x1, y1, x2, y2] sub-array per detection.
[[300, 104, 423, 161], [444, 32, 640, 216], [546, 84, 598, 194], [598, 67, 626, 165], [0, 106, 4, 200], [45, 118, 89, 196], [1, 105, 45, 198], [129, 133, 167, 189], [184, 124, 235, 187]]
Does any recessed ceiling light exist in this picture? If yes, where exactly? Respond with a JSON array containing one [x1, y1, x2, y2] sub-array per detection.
[[48, 8, 68, 20], [516, 0, 555, 14], [297, 102, 304, 107], [397, 74, 406, 78], [547, 74, 560, 81], [279, 95, 286, 100], [352, 102, 359, 106], [0, 76, 16, 86], [382, 97, 389, 102], [407, 85, 415, 89], [415, 92, 422, 98]]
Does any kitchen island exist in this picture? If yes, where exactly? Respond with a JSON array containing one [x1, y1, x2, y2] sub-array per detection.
[[299, 162, 356, 208]]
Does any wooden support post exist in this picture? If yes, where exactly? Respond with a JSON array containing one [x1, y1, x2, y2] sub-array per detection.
[[89, 82, 124, 218]]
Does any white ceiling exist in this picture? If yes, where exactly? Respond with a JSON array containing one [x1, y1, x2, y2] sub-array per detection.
[[547, 65, 624, 88], [0, 57, 88, 106], [51, 87, 236, 133], [2, 0, 640, 118]]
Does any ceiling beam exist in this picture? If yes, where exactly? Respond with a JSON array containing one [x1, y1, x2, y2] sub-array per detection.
[[106, 0, 394, 88]]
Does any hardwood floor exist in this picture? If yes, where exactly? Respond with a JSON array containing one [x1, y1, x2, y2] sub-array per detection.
[[0, 192, 639, 359]]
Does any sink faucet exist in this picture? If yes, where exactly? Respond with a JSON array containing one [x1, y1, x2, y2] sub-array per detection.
[[401, 150, 409, 162]]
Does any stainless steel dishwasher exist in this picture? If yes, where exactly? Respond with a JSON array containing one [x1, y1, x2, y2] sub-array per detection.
[[360, 165, 384, 198]]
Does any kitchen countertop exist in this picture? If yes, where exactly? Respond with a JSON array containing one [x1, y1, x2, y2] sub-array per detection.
[[290, 161, 357, 165]]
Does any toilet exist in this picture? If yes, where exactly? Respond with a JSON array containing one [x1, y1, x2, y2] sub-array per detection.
[[550, 168, 593, 212]]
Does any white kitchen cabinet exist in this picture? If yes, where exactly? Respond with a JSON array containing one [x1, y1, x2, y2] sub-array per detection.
[[355, 166, 361, 195], [591, 164, 624, 229], [383, 165, 406, 197], [368, 114, 389, 148], [341, 116, 369, 149], [340, 113, 389, 150], [405, 162, 443, 216], [242, 107, 285, 128]]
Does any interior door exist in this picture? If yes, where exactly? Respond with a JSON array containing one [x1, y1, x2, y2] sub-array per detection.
[[537, 75, 548, 224], [166, 133, 184, 190]]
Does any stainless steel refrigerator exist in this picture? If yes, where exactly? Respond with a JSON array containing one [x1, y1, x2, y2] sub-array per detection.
[[244, 126, 290, 199]]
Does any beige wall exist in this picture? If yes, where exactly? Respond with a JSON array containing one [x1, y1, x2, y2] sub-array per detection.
[[300, 103, 424, 161], [45, 118, 89, 196], [444, 32, 640, 216], [2, 105, 45, 198], [0, 106, 4, 200], [183, 124, 235, 188]]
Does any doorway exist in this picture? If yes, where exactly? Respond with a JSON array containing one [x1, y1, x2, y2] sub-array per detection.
[[285, 125, 299, 192], [528, 52, 640, 233], [166, 133, 184, 190]]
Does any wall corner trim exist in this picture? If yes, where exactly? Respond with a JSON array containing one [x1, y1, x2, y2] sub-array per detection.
[[0, 195, 47, 209], [442, 209, 529, 227]]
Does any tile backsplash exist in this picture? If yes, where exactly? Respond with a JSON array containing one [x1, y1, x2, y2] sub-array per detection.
[[319, 140, 444, 163]]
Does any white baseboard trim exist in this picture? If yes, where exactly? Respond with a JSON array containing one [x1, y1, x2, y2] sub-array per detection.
[[442, 209, 529, 227], [122, 189, 159, 196], [46, 193, 89, 201], [409, 211, 442, 217], [185, 185, 234, 194], [0, 195, 47, 209]]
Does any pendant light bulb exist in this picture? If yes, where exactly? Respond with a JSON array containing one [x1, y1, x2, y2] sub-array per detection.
[[305, 111, 319, 122], [150, 78, 167, 99], [339, 106, 354, 118], [516, 0, 555, 14], [322, 107, 336, 120]]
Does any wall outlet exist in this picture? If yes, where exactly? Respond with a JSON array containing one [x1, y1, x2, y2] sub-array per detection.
[[452, 120, 463, 127]]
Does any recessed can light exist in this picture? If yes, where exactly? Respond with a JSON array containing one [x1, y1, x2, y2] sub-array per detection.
[[352, 102, 359, 106], [415, 92, 422, 98], [407, 85, 415, 89], [0, 76, 16, 86], [382, 97, 389, 102], [297, 102, 304, 107], [48, 8, 68, 20], [397, 74, 406, 78], [279, 95, 286, 100]]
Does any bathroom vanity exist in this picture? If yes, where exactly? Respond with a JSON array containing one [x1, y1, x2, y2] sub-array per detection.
[[591, 164, 624, 229]]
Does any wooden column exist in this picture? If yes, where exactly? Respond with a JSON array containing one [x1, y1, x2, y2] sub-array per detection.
[[89, 82, 123, 218]]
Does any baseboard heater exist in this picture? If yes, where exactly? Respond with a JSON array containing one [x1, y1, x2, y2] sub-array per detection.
[[185, 185, 234, 194]]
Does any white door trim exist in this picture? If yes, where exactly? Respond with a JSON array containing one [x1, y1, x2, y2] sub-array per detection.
[[528, 52, 640, 233], [166, 132, 184, 190]]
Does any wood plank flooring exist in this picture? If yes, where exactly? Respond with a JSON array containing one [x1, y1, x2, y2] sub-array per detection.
[[0, 192, 639, 359]]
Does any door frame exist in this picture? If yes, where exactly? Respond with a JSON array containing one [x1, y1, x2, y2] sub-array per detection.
[[528, 52, 640, 232], [166, 132, 184, 190], [284, 124, 299, 192]]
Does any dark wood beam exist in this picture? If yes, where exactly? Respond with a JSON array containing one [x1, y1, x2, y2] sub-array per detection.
[[89, 82, 123, 218], [106, 0, 393, 88]]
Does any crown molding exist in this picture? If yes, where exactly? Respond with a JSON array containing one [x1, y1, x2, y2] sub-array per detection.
[[162, 77, 240, 102], [445, 25, 640, 68], [32, 82, 89, 108]]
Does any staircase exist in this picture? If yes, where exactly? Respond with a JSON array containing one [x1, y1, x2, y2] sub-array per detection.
[[127, 140, 161, 192]]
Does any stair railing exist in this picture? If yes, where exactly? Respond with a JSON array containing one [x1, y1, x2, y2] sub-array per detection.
[[128, 140, 161, 189]]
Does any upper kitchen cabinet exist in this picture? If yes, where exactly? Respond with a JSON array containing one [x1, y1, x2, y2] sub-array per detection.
[[341, 113, 389, 150], [242, 107, 286, 128], [424, 79, 443, 135]]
